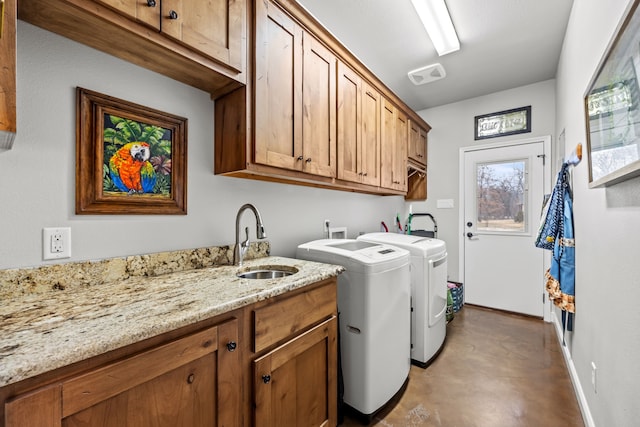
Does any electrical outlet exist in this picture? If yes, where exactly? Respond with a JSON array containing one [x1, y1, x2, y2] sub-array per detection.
[[591, 362, 597, 393], [43, 227, 71, 260]]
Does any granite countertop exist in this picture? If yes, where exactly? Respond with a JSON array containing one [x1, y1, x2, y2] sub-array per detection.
[[0, 256, 344, 388]]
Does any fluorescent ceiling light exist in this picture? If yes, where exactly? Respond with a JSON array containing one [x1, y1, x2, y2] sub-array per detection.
[[411, 0, 460, 56]]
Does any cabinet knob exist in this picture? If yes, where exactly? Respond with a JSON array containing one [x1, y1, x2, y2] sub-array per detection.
[[262, 374, 271, 384], [363, 172, 368, 177], [146, 0, 156, 7], [226, 341, 237, 352], [305, 158, 312, 163], [296, 155, 303, 161], [187, 373, 195, 384], [169, 10, 178, 19]]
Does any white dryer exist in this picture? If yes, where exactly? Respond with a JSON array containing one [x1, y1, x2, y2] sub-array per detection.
[[357, 232, 448, 366], [296, 239, 410, 419]]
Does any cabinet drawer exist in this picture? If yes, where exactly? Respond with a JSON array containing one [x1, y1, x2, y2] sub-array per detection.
[[253, 281, 336, 353]]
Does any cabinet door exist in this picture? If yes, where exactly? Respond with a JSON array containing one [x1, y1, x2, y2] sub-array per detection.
[[302, 33, 337, 178], [162, 0, 244, 71], [409, 120, 427, 166], [337, 61, 362, 183], [380, 98, 396, 189], [255, 0, 304, 171], [5, 385, 61, 427], [394, 109, 408, 191], [5, 319, 241, 427], [254, 316, 337, 427], [361, 81, 381, 186], [63, 319, 240, 426], [380, 99, 407, 192], [95, 0, 160, 29]]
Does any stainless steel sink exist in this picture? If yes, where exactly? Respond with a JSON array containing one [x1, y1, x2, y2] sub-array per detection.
[[236, 265, 299, 279]]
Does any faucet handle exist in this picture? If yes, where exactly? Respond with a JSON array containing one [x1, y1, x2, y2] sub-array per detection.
[[241, 226, 250, 250]]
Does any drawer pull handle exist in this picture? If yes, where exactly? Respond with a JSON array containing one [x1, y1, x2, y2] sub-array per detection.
[[187, 373, 195, 384], [169, 10, 178, 19], [262, 374, 271, 384], [226, 341, 237, 352]]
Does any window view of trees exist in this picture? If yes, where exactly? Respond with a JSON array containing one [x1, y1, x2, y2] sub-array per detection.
[[476, 161, 526, 232]]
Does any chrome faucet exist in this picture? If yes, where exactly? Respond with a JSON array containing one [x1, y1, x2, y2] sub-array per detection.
[[234, 204, 267, 266]]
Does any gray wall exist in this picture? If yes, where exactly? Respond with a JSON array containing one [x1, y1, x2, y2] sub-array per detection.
[[0, 22, 404, 270], [555, 0, 640, 425], [410, 79, 557, 282]]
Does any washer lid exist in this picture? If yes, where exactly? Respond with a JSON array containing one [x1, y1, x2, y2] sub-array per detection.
[[296, 238, 410, 272], [357, 232, 446, 257]]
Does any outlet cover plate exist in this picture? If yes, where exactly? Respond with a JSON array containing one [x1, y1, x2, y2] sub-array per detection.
[[43, 227, 71, 260]]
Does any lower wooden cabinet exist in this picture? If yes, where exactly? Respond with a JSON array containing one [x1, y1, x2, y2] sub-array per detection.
[[253, 317, 337, 426], [2, 279, 338, 427], [4, 318, 241, 427]]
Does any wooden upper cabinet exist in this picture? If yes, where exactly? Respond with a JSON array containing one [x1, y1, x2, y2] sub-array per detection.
[[254, 2, 303, 171], [18, 0, 245, 97], [380, 98, 407, 192], [395, 109, 408, 191], [301, 33, 337, 178], [337, 62, 362, 183], [337, 63, 380, 186], [94, 0, 243, 70], [361, 81, 381, 186], [162, 0, 243, 70], [214, 0, 431, 195], [255, 0, 336, 178], [409, 120, 427, 166]]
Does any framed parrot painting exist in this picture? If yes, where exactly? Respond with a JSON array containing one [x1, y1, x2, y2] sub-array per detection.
[[76, 88, 187, 214]]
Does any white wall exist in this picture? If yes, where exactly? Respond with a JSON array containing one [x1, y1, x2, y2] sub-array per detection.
[[410, 79, 556, 281], [0, 22, 404, 270], [555, 0, 640, 425]]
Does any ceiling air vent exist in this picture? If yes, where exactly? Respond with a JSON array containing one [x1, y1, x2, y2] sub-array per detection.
[[407, 63, 446, 85]]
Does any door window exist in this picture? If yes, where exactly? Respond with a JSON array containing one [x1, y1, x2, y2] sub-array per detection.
[[475, 159, 527, 233]]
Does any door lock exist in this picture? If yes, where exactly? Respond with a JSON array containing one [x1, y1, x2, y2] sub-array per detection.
[[466, 232, 474, 238]]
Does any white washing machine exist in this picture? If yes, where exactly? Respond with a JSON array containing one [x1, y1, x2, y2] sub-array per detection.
[[358, 232, 448, 366], [296, 239, 410, 418]]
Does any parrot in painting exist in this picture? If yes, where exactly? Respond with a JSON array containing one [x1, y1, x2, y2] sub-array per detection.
[[109, 142, 157, 194]]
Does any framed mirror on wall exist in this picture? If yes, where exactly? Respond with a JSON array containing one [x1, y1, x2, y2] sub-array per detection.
[[585, 0, 640, 187]]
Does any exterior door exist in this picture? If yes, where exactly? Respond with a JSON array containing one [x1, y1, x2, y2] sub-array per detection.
[[462, 138, 548, 317]]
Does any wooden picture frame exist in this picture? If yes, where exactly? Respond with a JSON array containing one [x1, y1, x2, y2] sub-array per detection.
[[584, 0, 640, 187], [76, 87, 187, 214], [474, 106, 531, 140]]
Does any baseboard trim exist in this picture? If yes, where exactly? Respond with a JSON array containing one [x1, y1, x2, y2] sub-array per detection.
[[551, 311, 596, 427]]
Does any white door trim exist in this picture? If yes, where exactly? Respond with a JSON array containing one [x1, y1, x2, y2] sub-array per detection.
[[458, 135, 553, 321]]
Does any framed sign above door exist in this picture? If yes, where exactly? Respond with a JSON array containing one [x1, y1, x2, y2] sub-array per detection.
[[474, 106, 531, 140]]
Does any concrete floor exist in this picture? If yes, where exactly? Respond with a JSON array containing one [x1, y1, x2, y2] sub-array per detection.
[[339, 305, 584, 427]]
